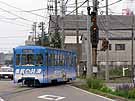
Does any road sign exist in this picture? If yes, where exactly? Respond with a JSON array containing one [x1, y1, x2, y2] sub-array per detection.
[[37, 94, 65, 101]]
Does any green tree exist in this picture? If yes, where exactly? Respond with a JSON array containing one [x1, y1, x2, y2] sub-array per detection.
[[49, 32, 62, 48]]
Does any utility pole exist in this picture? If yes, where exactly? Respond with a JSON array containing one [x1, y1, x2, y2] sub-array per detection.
[[131, 12, 134, 86], [55, 0, 59, 35], [32, 22, 37, 45], [39, 22, 45, 46], [91, 0, 99, 77], [86, 0, 92, 76], [75, 0, 80, 66], [61, 0, 65, 49], [105, 0, 109, 81]]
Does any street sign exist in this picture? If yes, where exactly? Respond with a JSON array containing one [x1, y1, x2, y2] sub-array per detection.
[[93, 66, 98, 73], [37, 94, 65, 101]]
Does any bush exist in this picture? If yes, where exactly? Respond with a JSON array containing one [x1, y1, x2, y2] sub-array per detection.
[[128, 88, 135, 98], [115, 84, 134, 98], [86, 77, 104, 90], [100, 86, 113, 93]]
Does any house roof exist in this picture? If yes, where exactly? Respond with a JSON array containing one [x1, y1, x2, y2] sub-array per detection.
[[48, 15, 135, 39], [49, 15, 135, 31]]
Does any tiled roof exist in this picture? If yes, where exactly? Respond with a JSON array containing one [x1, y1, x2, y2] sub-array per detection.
[[48, 15, 135, 38]]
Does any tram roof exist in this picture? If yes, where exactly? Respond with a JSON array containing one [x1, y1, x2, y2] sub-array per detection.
[[14, 45, 76, 53], [15, 45, 45, 50]]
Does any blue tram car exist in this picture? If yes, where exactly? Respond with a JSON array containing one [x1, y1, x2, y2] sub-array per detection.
[[13, 46, 77, 86]]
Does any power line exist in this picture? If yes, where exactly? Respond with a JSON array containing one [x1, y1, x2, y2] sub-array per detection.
[[65, 0, 69, 6], [0, 7, 33, 22], [66, 0, 88, 16], [18, 8, 48, 12], [0, 19, 29, 27], [0, 36, 26, 38], [99, 0, 123, 9], [0, 14, 32, 26], [0, 1, 47, 18]]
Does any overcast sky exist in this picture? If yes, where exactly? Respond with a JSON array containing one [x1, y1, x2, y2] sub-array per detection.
[[0, 0, 133, 53]]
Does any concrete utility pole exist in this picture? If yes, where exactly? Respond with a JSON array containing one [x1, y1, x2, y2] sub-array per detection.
[[32, 22, 37, 45], [86, 0, 92, 76], [75, 0, 80, 65], [105, 0, 109, 81], [131, 13, 134, 85], [91, 0, 99, 76], [41, 22, 45, 46], [61, 0, 65, 49], [55, 0, 59, 35]]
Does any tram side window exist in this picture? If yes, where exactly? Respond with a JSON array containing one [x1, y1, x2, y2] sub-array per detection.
[[45, 53, 48, 66], [69, 55, 72, 67], [36, 54, 43, 66], [51, 54, 55, 66], [22, 54, 34, 66], [66, 55, 69, 66], [16, 54, 20, 65], [59, 54, 63, 66]]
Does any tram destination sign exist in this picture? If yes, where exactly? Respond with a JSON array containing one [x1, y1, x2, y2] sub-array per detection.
[[22, 49, 33, 54]]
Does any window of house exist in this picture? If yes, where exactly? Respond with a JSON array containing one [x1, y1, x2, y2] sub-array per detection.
[[109, 44, 112, 50], [115, 44, 125, 51]]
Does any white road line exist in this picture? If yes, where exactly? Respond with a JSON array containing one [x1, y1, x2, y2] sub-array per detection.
[[37, 94, 65, 101], [67, 85, 115, 101], [0, 97, 4, 101]]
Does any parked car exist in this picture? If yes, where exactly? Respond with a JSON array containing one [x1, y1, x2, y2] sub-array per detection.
[[0, 66, 13, 80]]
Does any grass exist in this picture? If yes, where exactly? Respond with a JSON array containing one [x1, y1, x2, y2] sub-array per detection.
[[73, 78, 134, 101]]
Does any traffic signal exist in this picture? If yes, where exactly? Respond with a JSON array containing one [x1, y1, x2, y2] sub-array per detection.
[[101, 38, 109, 51], [90, 12, 99, 48]]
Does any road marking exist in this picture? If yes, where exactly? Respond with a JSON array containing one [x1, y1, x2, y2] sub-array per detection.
[[37, 95, 65, 101], [0, 97, 4, 101], [68, 85, 115, 101]]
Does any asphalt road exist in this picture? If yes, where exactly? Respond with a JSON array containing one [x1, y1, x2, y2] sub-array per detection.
[[0, 80, 115, 101]]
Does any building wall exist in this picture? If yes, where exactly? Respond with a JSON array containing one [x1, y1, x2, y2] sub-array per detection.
[[97, 39, 135, 65]]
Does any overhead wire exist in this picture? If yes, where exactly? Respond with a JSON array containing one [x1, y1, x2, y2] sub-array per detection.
[[99, 0, 123, 9], [0, 7, 33, 22], [0, 14, 32, 26], [65, 0, 88, 16], [0, 36, 27, 38], [0, 19, 30, 27], [0, 0, 48, 19]]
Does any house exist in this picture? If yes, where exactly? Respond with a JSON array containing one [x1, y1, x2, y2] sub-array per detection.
[[48, 15, 135, 67]]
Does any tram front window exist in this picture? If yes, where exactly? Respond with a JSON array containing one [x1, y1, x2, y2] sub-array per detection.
[[16, 54, 20, 65], [22, 54, 34, 66]]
